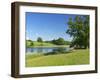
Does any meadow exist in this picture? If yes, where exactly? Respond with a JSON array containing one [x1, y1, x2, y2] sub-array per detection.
[[26, 49, 89, 67]]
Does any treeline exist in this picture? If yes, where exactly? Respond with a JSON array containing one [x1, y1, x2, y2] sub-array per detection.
[[36, 37, 70, 45], [26, 37, 70, 47]]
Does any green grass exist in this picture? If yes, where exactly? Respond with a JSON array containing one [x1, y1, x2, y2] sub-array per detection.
[[33, 41, 55, 46], [26, 49, 89, 67], [26, 41, 69, 47], [27, 41, 55, 47]]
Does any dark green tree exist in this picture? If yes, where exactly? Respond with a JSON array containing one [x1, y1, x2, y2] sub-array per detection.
[[52, 38, 65, 45], [26, 40, 34, 47], [52, 39, 56, 44], [56, 38, 65, 45], [37, 37, 43, 42], [66, 16, 89, 49]]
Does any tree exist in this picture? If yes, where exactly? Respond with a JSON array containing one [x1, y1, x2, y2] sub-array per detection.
[[37, 37, 43, 42], [52, 38, 65, 45], [26, 40, 34, 47], [56, 38, 65, 45], [52, 39, 56, 44], [66, 16, 89, 49]]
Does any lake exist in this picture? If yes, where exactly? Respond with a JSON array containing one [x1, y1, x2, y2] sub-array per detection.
[[26, 47, 71, 54]]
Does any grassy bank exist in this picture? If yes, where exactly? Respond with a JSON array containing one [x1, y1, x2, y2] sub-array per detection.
[[26, 41, 69, 47], [26, 49, 89, 67]]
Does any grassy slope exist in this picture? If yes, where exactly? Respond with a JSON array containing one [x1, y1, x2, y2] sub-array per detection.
[[26, 49, 89, 67]]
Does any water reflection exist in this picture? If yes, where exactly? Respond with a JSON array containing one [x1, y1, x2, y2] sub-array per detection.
[[26, 47, 70, 54]]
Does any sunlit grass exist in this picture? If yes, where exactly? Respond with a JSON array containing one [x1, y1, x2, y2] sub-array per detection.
[[26, 49, 89, 67]]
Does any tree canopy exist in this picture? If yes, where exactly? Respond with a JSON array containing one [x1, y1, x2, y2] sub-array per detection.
[[66, 15, 89, 49], [37, 37, 43, 42], [26, 40, 34, 47], [52, 38, 70, 45]]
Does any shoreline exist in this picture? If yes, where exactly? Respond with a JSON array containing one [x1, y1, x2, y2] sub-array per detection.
[[27, 45, 70, 48]]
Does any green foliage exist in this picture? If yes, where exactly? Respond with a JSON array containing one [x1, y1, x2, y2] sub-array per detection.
[[66, 16, 89, 49], [26, 38, 70, 47], [26, 40, 34, 47], [45, 47, 69, 55], [52, 38, 70, 45], [37, 37, 43, 42], [65, 41, 71, 45], [56, 38, 65, 45]]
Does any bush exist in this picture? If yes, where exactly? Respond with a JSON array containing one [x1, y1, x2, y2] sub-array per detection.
[[26, 40, 34, 47], [45, 48, 67, 55]]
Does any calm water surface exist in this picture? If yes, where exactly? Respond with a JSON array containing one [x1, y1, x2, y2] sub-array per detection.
[[26, 47, 70, 54]]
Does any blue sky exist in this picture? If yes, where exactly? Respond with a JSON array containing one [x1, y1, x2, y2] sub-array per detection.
[[26, 12, 76, 41]]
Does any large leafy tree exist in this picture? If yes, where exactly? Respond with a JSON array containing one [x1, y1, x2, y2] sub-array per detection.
[[66, 15, 89, 49]]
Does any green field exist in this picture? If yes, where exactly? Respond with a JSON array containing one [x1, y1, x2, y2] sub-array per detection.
[[26, 49, 89, 67], [32, 41, 55, 46], [26, 41, 55, 47], [26, 40, 70, 47]]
